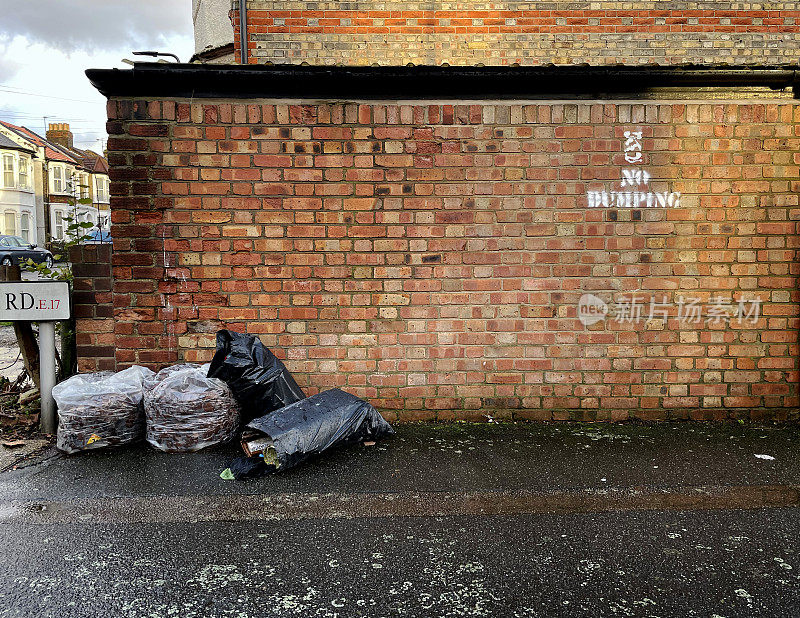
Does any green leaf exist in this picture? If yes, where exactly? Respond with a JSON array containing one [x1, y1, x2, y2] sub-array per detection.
[[77, 198, 93, 205]]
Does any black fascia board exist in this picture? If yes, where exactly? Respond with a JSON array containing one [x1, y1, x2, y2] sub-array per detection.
[[86, 63, 800, 100]]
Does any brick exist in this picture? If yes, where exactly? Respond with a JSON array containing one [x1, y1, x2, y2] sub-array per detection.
[[95, 96, 800, 422]]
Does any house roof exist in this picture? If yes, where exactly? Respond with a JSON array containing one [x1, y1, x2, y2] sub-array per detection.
[[0, 121, 80, 164], [84, 150, 109, 174], [0, 121, 108, 173], [68, 147, 110, 175], [0, 132, 35, 154], [189, 42, 235, 64]]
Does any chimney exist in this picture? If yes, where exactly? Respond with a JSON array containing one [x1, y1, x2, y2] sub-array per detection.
[[46, 122, 74, 149]]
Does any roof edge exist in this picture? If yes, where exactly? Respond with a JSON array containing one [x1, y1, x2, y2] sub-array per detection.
[[86, 63, 800, 100], [0, 135, 36, 154]]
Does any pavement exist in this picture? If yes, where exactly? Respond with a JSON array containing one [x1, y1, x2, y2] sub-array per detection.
[[1, 422, 799, 617], [0, 438, 49, 473]]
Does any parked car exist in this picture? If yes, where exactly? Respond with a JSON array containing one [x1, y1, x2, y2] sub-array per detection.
[[0, 235, 54, 269], [83, 229, 112, 244]]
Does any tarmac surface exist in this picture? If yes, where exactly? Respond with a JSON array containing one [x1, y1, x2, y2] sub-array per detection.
[[1, 422, 799, 617]]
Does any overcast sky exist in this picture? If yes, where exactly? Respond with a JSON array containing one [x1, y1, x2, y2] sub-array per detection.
[[0, 0, 195, 151]]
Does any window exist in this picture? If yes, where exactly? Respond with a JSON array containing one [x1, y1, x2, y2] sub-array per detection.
[[3, 154, 14, 188], [20, 214, 31, 243], [18, 155, 29, 190], [80, 173, 89, 199], [4, 212, 16, 237], [52, 165, 64, 193], [96, 176, 109, 202], [54, 211, 64, 240]]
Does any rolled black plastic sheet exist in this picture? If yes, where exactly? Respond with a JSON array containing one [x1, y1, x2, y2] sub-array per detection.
[[207, 330, 306, 422], [228, 388, 394, 479]]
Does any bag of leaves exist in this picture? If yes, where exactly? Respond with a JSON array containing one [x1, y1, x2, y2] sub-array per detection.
[[144, 364, 240, 453], [54, 365, 154, 454]]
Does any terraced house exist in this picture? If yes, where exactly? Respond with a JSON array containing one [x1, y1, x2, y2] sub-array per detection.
[[0, 121, 110, 247], [0, 125, 38, 244]]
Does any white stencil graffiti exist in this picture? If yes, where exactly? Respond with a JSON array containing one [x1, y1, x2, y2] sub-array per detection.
[[623, 130, 643, 163], [620, 168, 650, 187], [586, 190, 681, 209], [586, 128, 681, 209]]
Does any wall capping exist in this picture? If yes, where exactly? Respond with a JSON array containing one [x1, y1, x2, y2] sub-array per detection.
[[87, 63, 800, 100]]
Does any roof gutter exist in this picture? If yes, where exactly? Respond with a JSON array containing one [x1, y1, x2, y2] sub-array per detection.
[[86, 63, 800, 100]]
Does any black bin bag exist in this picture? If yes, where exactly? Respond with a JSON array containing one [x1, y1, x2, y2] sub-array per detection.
[[228, 388, 394, 479], [207, 330, 306, 422]]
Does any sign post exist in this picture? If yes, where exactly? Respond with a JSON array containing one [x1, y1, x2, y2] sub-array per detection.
[[38, 321, 57, 434], [0, 280, 71, 434]]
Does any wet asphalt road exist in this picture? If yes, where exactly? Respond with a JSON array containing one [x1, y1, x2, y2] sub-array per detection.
[[3, 423, 799, 500], [1, 508, 799, 617], [2, 423, 800, 616]]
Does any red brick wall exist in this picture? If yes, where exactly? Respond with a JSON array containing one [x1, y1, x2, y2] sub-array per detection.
[[70, 243, 115, 372], [105, 98, 799, 422], [234, 1, 800, 66]]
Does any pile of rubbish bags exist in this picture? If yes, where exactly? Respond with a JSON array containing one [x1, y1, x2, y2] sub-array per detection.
[[54, 330, 394, 476]]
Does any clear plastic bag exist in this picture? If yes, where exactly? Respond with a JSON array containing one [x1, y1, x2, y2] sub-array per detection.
[[54, 365, 154, 454], [144, 364, 240, 453]]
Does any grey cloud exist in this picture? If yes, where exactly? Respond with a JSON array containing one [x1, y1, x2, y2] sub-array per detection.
[[0, 0, 193, 54], [0, 44, 22, 82]]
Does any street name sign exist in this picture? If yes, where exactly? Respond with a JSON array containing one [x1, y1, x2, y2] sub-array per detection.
[[0, 281, 71, 321], [0, 280, 70, 434]]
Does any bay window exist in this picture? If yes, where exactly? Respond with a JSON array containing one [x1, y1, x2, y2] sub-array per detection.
[[3, 154, 14, 188], [54, 211, 64, 240], [18, 155, 30, 190], [4, 212, 16, 237], [95, 176, 109, 202], [20, 213, 31, 243]]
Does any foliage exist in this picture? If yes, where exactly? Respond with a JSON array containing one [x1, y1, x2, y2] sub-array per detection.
[[22, 196, 95, 282]]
